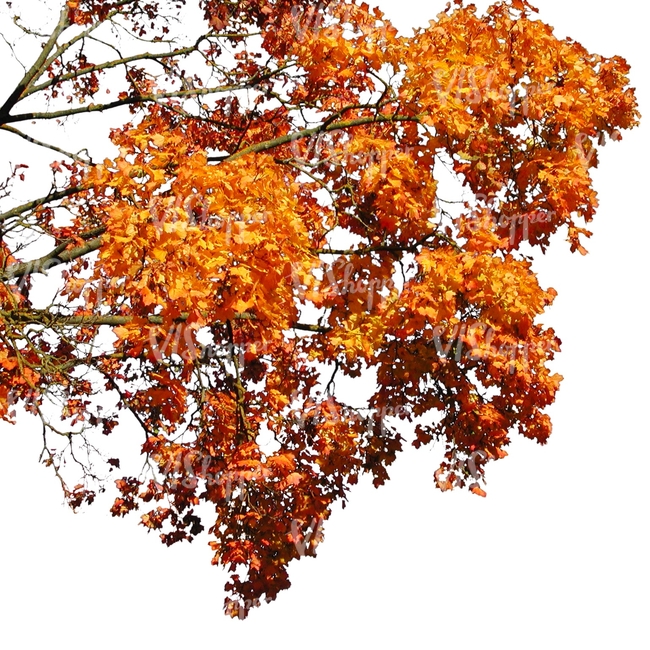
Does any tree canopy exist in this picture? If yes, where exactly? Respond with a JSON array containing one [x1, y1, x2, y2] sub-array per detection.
[[0, 0, 639, 617]]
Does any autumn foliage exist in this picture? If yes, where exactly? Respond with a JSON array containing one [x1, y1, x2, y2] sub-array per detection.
[[0, 0, 639, 617]]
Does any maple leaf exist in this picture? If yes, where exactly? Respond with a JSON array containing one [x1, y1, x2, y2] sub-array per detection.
[[0, 0, 639, 619]]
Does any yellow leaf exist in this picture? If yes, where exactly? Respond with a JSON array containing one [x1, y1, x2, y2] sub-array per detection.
[[113, 326, 130, 340]]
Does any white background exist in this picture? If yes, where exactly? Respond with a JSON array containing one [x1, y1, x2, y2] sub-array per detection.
[[0, 1, 648, 648]]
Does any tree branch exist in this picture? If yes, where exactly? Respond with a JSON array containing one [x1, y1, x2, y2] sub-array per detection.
[[0, 308, 330, 333], [1, 232, 105, 281], [24, 42, 202, 98], [313, 231, 461, 255], [217, 113, 422, 163], [3, 85, 239, 123], [0, 124, 93, 164], [4, 63, 296, 124], [0, 185, 88, 224], [0, 5, 70, 121]]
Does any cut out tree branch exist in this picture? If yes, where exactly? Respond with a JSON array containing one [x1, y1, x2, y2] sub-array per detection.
[[0, 0, 639, 618]]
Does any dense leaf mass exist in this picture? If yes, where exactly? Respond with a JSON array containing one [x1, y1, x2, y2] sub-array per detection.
[[0, 0, 638, 617]]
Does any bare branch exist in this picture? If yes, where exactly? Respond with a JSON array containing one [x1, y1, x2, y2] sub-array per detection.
[[0, 5, 70, 120], [0, 124, 93, 164], [0, 185, 88, 224], [3, 61, 296, 123], [25, 41, 203, 98]]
